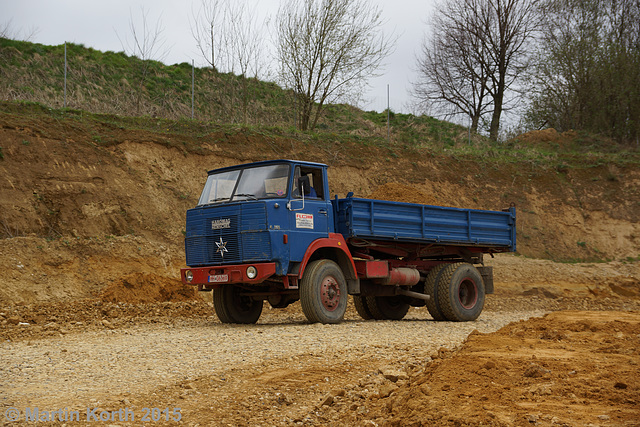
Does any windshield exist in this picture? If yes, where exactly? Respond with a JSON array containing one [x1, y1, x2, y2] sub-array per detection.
[[197, 164, 290, 206], [197, 169, 240, 205]]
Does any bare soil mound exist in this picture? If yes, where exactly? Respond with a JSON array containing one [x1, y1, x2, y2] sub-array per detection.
[[488, 254, 640, 299], [0, 299, 212, 342], [0, 235, 183, 305], [516, 128, 578, 147], [99, 273, 199, 304], [336, 311, 640, 426]]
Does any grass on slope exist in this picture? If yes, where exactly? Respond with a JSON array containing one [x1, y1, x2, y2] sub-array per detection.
[[1, 100, 638, 172]]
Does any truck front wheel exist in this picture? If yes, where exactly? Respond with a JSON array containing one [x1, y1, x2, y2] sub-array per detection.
[[437, 263, 485, 321], [213, 285, 263, 324], [300, 259, 347, 324]]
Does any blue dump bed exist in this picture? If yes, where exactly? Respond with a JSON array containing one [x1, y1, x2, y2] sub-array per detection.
[[334, 197, 516, 252]]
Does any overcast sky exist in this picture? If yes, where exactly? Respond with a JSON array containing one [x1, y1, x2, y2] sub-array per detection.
[[2, 0, 436, 113]]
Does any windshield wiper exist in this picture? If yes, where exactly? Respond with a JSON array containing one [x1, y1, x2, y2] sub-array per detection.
[[200, 197, 231, 206], [233, 193, 258, 200]]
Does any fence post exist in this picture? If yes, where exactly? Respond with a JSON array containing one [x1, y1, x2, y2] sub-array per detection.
[[386, 84, 390, 144], [64, 42, 67, 108], [191, 59, 194, 119]]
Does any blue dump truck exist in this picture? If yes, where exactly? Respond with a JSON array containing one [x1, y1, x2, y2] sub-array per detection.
[[181, 159, 516, 324]]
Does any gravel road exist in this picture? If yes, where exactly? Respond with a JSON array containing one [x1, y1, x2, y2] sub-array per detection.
[[0, 306, 546, 413]]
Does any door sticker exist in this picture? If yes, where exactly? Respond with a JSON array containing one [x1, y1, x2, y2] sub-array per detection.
[[295, 213, 314, 229]]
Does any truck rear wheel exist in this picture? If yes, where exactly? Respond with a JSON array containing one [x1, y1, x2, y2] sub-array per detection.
[[213, 285, 263, 324], [437, 263, 485, 321], [300, 259, 347, 324], [366, 296, 410, 320], [353, 296, 374, 320], [424, 264, 449, 321]]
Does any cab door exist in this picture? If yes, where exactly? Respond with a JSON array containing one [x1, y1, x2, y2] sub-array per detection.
[[288, 165, 331, 262]]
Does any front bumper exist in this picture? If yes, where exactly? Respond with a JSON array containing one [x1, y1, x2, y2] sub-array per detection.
[[181, 262, 277, 289]]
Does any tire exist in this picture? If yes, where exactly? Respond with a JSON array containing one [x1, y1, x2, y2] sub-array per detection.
[[300, 259, 348, 324], [424, 264, 449, 321], [365, 296, 410, 320], [353, 296, 374, 320], [437, 263, 485, 322], [213, 285, 263, 324]]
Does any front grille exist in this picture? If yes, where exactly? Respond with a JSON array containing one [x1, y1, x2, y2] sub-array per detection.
[[185, 203, 271, 266], [242, 232, 271, 260]]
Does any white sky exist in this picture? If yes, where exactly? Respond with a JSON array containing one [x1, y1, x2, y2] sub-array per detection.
[[1, 0, 436, 113]]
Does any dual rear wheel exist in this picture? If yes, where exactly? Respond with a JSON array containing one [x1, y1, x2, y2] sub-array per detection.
[[354, 263, 485, 322], [353, 295, 410, 320], [424, 263, 485, 321]]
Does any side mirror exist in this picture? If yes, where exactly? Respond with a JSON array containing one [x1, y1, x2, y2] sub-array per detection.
[[288, 176, 309, 211], [298, 176, 311, 196]]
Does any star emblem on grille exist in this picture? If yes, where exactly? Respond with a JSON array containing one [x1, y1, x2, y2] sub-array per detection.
[[215, 237, 228, 258]]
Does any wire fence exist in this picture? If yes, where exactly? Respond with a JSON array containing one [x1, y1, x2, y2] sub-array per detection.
[[0, 38, 415, 140], [0, 39, 303, 128]]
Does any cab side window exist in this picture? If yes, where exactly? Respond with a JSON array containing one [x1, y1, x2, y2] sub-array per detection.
[[293, 166, 325, 199]]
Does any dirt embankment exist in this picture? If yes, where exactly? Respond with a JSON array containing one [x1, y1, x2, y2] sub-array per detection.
[[0, 103, 639, 306]]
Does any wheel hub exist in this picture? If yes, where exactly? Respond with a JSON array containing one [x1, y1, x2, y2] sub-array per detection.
[[458, 278, 478, 309], [320, 275, 340, 311]]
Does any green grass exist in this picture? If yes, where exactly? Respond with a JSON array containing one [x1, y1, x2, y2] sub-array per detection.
[[3, 97, 639, 174]]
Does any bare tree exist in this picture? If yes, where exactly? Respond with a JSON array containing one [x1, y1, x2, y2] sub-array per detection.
[[117, 6, 170, 115], [190, 0, 226, 72], [482, 0, 541, 140], [190, 0, 270, 123], [227, 2, 268, 79], [414, 0, 540, 140], [1, 19, 39, 41], [413, 2, 493, 133], [227, 1, 270, 122], [276, 0, 394, 131], [0, 19, 12, 38]]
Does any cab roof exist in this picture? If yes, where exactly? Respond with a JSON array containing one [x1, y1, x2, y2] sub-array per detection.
[[207, 159, 328, 175]]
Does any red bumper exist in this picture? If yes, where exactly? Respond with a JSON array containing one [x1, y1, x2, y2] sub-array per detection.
[[181, 263, 277, 289]]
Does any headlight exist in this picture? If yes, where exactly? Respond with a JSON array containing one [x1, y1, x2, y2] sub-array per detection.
[[185, 270, 193, 282], [246, 266, 258, 279]]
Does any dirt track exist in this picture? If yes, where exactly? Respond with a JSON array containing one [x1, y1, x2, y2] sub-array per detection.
[[1, 291, 639, 426], [0, 305, 541, 418]]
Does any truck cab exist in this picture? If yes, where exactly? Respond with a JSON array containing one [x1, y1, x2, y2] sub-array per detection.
[[183, 160, 338, 274], [181, 160, 356, 324]]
